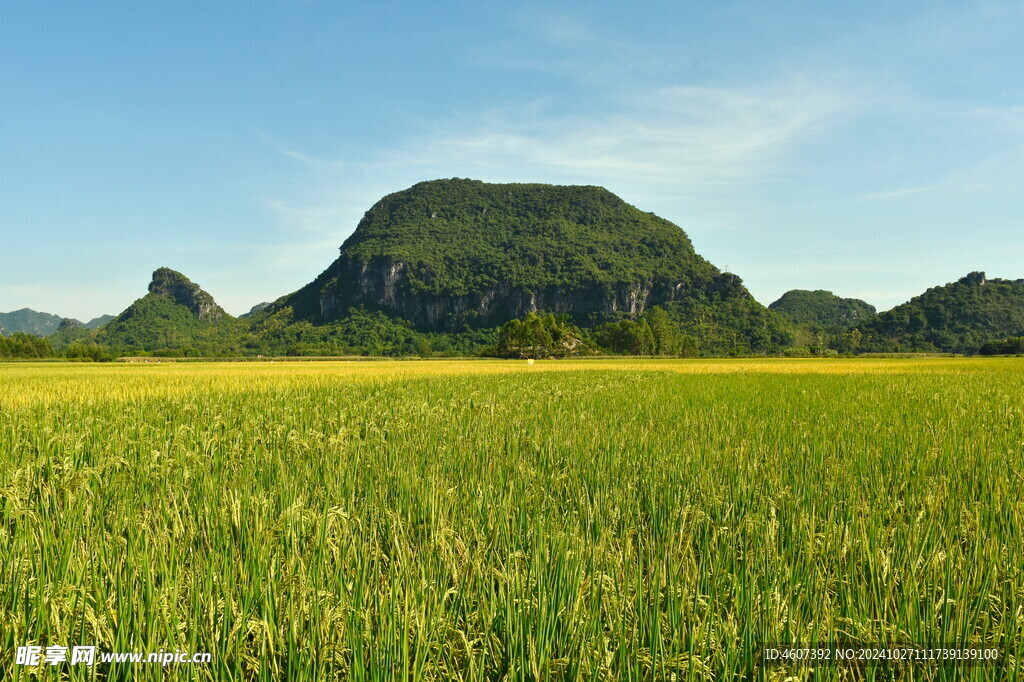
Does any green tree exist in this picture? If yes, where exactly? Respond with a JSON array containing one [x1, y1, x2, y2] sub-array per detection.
[[493, 313, 587, 358], [642, 306, 684, 355]]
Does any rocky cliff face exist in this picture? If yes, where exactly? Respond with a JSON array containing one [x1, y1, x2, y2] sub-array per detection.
[[95, 268, 238, 351], [276, 179, 754, 331], [148, 268, 226, 320], [312, 255, 722, 329]]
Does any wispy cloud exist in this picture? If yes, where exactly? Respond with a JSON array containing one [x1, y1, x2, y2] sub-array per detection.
[[254, 129, 345, 171], [391, 80, 853, 190], [255, 77, 857, 265], [531, 10, 596, 45], [468, 8, 688, 86], [859, 185, 941, 201]]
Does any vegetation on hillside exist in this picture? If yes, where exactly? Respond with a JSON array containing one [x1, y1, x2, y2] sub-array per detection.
[[593, 306, 698, 356], [857, 272, 1024, 353], [0, 332, 54, 358], [980, 337, 1024, 355], [278, 179, 786, 337], [0, 309, 113, 336], [96, 292, 245, 354], [0, 308, 65, 336], [490, 313, 592, 359], [338, 179, 719, 297], [47, 319, 93, 349], [769, 289, 876, 327], [10, 267, 1024, 360]]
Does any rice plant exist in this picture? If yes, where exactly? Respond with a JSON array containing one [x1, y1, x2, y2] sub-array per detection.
[[1, 358, 1021, 680]]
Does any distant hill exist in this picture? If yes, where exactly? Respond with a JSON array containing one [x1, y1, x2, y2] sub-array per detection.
[[860, 272, 1024, 353], [47, 318, 94, 350], [267, 178, 794, 353], [84, 314, 115, 330], [0, 309, 114, 337], [0, 308, 66, 336], [96, 268, 242, 352], [240, 302, 271, 318], [769, 290, 876, 328]]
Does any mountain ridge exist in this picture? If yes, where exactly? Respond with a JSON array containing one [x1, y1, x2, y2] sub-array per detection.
[[3, 180, 1023, 358], [859, 271, 1024, 353], [770, 290, 876, 328], [94, 269, 240, 352], [0, 309, 115, 336], [274, 178, 756, 332]]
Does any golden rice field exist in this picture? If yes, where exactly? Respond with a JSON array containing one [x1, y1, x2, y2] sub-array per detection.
[[1, 358, 1023, 680]]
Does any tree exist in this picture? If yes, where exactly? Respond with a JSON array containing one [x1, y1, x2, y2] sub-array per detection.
[[643, 306, 684, 355], [0, 332, 55, 359], [592, 319, 655, 355], [492, 313, 587, 358]]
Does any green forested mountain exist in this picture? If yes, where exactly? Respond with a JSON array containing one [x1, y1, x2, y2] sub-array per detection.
[[859, 272, 1024, 353], [95, 268, 244, 353], [0, 309, 113, 337], [48, 319, 93, 349], [6, 182, 1022, 360], [269, 178, 792, 352], [279, 179, 723, 327], [0, 308, 66, 336], [84, 314, 115, 330], [769, 289, 876, 328]]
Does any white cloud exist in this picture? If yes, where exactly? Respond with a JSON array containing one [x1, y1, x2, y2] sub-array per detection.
[[387, 79, 854, 192], [859, 185, 941, 201], [254, 76, 859, 288]]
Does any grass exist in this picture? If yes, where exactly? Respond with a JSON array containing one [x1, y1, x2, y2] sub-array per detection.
[[1, 358, 1022, 680]]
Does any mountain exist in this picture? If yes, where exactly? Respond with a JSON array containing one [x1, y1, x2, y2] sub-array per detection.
[[0, 309, 114, 337], [269, 179, 793, 351], [769, 290, 876, 328], [0, 308, 66, 336], [860, 272, 1024, 353], [240, 302, 271, 318], [50, 318, 92, 344], [84, 314, 115, 330], [95, 268, 241, 352]]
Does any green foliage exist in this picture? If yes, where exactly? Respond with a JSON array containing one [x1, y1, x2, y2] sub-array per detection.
[[48, 319, 94, 350], [980, 336, 1024, 355], [279, 178, 738, 331], [592, 319, 655, 355], [65, 342, 117, 362], [84, 314, 115, 330], [662, 296, 795, 356], [340, 179, 718, 297], [0, 332, 55, 359], [0, 308, 65, 336], [96, 291, 244, 355], [589, 280, 795, 357], [3, 360, 1023, 677], [769, 289, 876, 328], [246, 306, 488, 357], [491, 313, 589, 358], [642, 306, 685, 355], [0, 310, 112, 337], [859, 272, 1024, 353]]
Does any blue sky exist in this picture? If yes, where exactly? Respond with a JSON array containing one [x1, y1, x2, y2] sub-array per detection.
[[2, 1, 1022, 320]]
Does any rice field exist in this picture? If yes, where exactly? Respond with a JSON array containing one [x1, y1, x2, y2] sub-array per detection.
[[1, 358, 1022, 680]]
